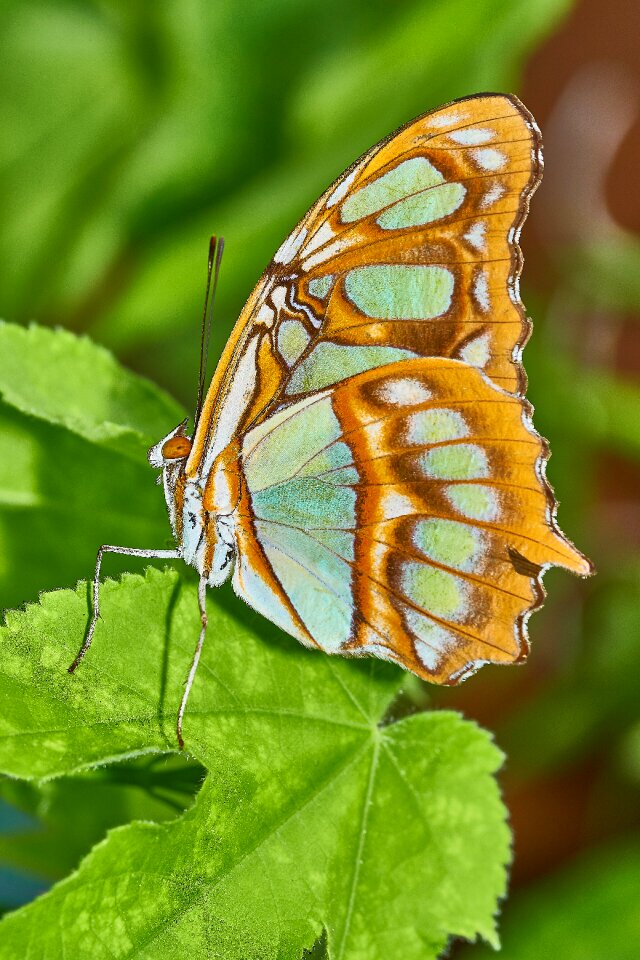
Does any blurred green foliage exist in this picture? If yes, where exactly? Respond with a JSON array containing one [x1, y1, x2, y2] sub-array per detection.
[[0, 0, 639, 956], [0, 755, 205, 886], [0, 0, 573, 399], [460, 841, 640, 959]]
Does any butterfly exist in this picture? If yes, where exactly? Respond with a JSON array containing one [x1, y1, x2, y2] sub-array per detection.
[[69, 93, 593, 748]]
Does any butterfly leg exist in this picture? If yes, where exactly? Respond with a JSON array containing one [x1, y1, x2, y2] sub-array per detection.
[[176, 575, 208, 750], [68, 545, 181, 674]]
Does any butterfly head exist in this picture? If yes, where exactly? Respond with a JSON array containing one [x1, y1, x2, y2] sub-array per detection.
[[148, 419, 192, 469]]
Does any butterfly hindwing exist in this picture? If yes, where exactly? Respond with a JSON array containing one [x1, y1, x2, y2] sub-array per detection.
[[232, 392, 358, 652], [232, 360, 589, 680]]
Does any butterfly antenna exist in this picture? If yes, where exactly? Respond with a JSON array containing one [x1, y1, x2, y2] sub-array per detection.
[[194, 235, 225, 430]]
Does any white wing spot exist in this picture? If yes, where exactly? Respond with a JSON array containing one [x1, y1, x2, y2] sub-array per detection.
[[404, 610, 461, 670], [460, 332, 491, 367], [301, 221, 335, 258], [449, 128, 495, 146], [273, 226, 308, 264], [429, 111, 468, 129], [326, 168, 358, 208], [256, 303, 275, 327], [473, 148, 507, 172], [473, 272, 490, 312], [302, 237, 350, 272], [480, 183, 505, 208], [202, 334, 260, 472], [376, 377, 432, 406], [362, 642, 400, 665], [380, 490, 415, 519], [464, 221, 486, 251], [271, 285, 288, 310], [415, 644, 443, 671]]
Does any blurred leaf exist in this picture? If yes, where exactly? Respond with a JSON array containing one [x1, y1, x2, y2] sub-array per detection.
[[0, 322, 184, 459], [0, 323, 183, 609], [500, 561, 640, 778], [566, 231, 640, 312], [0, 865, 47, 915], [0, 569, 510, 958], [619, 721, 640, 784], [291, 0, 572, 152], [460, 840, 640, 960], [529, 350, 640, 460], [0, 0, 575, 405], [0, 754, 204, 882]]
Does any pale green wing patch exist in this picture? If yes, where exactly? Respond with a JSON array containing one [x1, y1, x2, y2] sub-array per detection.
[[277, 320, 310, 366], [286, 342, 417, 394], [401, 562, 469, 621], [307, 275, 334, 299], [340, 157, 444, 222], [414, 518, 484, 573], [254, 520, 354, 651], [242, 393, 360, 653], [242, 394, 340, 492], [447, 483, 500, 522], [406, 408, 469, 444], [344, 265, 454, 319], [420, 443, 490, 480], [377, 181, 466, 229], [251, 477, 356, 530]]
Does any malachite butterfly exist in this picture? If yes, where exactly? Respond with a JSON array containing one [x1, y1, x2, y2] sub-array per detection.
[[69, 93, 593, 748]]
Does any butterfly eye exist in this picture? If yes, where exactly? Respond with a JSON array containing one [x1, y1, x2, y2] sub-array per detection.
[[162, 436, 192, 460]]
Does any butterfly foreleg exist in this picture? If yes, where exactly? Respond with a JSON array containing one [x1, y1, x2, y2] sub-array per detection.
[[68, 544, 182, 675], [176, 574, 208, 750]]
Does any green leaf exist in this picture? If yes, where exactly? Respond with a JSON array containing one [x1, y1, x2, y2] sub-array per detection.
[[0, 570, 509, 958], [459, 840, 640, 960], [0, 322, 184, 459], [0, 401, 171, 611], [0, 321, 183, 610]]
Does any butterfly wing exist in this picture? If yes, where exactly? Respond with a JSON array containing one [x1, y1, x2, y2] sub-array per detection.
[[185, 93, 591, 681], [231, 359, 590, 680], [188, 93, 541, 475]]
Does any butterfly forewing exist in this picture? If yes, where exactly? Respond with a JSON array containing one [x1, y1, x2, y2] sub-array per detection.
[[188, 93, 541, 473], [184, 93, 591, 685]]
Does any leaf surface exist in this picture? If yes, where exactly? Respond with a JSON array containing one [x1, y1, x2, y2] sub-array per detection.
[[0, 322, 183, 609], [0, 570, 509, 958]]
